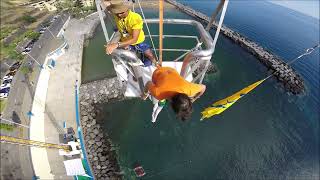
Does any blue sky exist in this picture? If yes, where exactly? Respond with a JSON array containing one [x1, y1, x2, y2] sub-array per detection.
[[269, 0, 320, 19]]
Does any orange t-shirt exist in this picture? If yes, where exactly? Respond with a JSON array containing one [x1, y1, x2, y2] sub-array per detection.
[[149, 67, 203, 100]]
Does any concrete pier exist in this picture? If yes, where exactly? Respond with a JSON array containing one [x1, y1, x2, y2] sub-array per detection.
[[166, 0, 304, 94]]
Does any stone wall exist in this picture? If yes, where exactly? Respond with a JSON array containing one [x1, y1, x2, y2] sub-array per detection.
[[166, 0, 304, 94], [79, 77, 126, 179]]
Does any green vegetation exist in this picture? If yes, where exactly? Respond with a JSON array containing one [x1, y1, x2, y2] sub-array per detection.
[[0, 99, 7, 113], [24, 30, 40, 40], [0, 26, 16, 40], [0, 29, 41, 61], [1, 42, 24, 61], [0, 0, 52, 61], [56, 0, 96, 18], [56, 0, 74, 11], [21, 15, 36, 23], [1, 0, 35, 26], [20, 65, 31, 75], [74, 0, 83, 8], [1, 32, 26, 60], [8, 48, 24, 60], [42, 21, 51, 27], [0, 123, 15, 131]]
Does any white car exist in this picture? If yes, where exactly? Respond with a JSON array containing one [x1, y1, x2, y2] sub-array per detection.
[[0, 93, 8, 99], [21, 50, 30, 55], [0, 83, 11, 89], [3, 75, 13, 80]]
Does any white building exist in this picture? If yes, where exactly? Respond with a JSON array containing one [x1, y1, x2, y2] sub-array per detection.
[[81, 0, 94, 7], [29, 0, 95, 11], [29, 0, 57, 11]]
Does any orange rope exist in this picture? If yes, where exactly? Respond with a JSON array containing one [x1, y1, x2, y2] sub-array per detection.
[[159, 0, 164, 66]]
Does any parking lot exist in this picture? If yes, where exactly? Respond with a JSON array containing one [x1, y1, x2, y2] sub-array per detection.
[[0, 61, 21, 99], [0, 12, 70, 179], [0, 13, 69, 106]]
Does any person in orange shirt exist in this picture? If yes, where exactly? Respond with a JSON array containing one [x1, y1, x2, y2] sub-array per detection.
[[141, 67, 206, 121]]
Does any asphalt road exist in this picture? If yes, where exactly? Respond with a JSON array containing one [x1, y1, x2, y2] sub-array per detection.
[[0, 12, 70, 179]]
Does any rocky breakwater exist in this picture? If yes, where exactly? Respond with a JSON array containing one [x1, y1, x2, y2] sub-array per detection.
[[221, 28, 304, 94], [79, 77, 126, 179], [166, 0, 305, 94]]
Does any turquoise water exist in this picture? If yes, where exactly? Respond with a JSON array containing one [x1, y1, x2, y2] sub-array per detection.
[[82, 19, 116, 83], [83, 2, 319, 179]]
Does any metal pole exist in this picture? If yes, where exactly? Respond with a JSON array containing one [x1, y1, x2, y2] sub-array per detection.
[[205, 0, 225, 31], [96, 0, 110, 42], [199, 0, 229, 83], [159, 0, 164, 65], [0, 118, 29, 128], [212, 0, 229, 51]]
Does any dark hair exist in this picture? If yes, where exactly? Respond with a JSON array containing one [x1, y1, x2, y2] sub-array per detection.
[[170, 93, 193, 121]]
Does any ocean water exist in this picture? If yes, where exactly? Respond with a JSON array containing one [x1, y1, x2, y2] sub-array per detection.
[[82, 1, 319, 179]]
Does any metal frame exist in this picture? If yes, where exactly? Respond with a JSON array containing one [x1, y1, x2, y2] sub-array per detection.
[[96, 0, 229, 86], [144, 19, 214, 58], [108, 19, 214, 85]]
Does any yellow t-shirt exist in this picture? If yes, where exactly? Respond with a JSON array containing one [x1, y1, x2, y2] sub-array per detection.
[[115, 10, 145, 45]]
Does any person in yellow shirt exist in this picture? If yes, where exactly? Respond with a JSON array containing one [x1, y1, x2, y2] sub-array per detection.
[[104, 2, 157, 66], [141, 67, 206, 121]]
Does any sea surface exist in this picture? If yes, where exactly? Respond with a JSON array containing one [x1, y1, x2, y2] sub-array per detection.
[[82, 1, 319, 179]]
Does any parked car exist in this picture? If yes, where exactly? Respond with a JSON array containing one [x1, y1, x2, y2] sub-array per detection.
[[3, 75, 13, 80], [9, 61, 22, 71], [0, 83, 10, 89], [39, 27, 47, 33], [9, 69, 17, 74], [0, 93, 8, 99], [0, 87, 10, 93], [3, 79, 12, 84], [22, 49, 30, 55], [6, 71, 16, 76]]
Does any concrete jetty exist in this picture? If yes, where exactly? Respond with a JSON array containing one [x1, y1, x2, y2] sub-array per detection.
[[166, 0, 304, 94]]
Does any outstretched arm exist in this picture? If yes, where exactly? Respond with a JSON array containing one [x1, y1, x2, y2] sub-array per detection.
[[105, 29, 141, 54]]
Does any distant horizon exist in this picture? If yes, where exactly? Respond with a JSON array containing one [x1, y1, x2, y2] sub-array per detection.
[[269, 0, 319, 19]]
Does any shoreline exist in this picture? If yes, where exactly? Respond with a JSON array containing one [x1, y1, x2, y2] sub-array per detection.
[[166, 0, 305, 94], [108, 0, 175, 9], [80, 77, 125, 179]]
